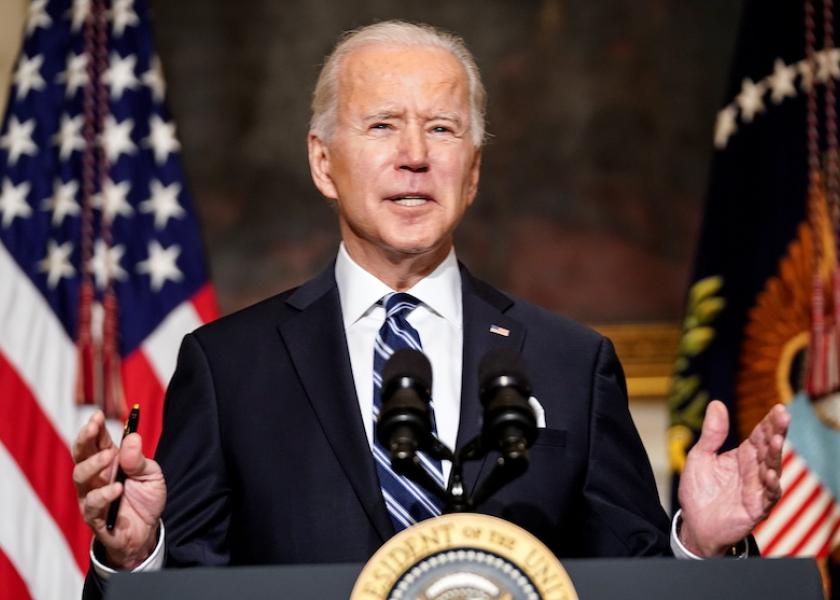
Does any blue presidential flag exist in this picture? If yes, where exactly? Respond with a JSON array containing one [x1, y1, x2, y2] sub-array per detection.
[[669, 1, 840, 587]]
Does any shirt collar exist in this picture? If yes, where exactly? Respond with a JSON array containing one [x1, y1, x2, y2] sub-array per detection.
[[334, 243, 462, 329]]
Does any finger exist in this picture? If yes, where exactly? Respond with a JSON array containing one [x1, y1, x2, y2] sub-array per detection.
[[760, 464, 781, 490], [118, 433, 148, 477], [71, 411, 103, 462], [73, 447, 117, 495], [766, 468, 781, 494], [770, 404, 791, 434], [762, 469, 782, 508], [765, 432, 785, 468], [694, 399, 729, 454], [72, 411, 113, 463], [748, 415, 770, 461], [82, 481, 123, 525], [94, 412, 115, 450], [757, 404, 790, 444], [756, 424, 784, 464], [757, 446, 783, 495], [749, 404, 789, 460]]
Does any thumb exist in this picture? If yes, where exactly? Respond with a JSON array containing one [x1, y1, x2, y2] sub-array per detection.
[[118, 433, 148, 477], [694, 399, 729, 454]]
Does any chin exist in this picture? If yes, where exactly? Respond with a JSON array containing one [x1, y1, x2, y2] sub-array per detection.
[[385, 245, 429, 257], [378, 228, 452, 258], [390, 241, 449, 259]]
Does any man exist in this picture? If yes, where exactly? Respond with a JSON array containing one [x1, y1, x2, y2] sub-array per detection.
[[72, 20, 790, 595]]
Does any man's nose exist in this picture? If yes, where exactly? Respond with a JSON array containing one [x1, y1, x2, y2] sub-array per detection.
[[397, 125, 429, 173]]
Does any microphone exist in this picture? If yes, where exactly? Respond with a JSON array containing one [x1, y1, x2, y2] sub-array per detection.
[[376, 348, 434, 462], [478, 348, 537, 460], [467, 348, 538, 509]]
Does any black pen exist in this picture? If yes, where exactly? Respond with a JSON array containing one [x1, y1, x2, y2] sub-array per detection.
[[106, 404, 140, 532]]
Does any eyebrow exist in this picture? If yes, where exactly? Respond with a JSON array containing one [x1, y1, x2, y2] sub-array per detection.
[[430, 112, 463, 127], [362, 111, 464, 127], [363, 110, 403, 122]]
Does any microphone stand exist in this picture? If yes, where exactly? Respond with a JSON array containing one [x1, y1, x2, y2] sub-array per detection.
[[379, 348, 537, 514], [389, 430, 532, 514], [388, 435, 453, 506]]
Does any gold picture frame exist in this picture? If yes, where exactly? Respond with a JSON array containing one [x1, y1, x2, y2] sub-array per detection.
[[593, 322, 680, 400]]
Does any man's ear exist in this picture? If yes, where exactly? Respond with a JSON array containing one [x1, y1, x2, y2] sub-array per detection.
[[308, 133, 338, 200]]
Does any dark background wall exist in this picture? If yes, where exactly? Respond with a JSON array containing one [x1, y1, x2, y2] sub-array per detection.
[[148, 0, 744, 322]]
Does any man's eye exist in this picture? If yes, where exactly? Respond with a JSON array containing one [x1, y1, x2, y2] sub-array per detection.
[[370, 123, 390, 130], [431, 125, 453, 134]]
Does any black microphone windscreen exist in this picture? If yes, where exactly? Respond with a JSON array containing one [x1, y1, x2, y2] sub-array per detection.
[[478, 348, 528, 388], [382, 348, 432, 389]]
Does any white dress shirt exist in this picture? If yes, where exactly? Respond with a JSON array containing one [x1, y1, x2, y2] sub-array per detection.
[[335, 243, 462, 480]]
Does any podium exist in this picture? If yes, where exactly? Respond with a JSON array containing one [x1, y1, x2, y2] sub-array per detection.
[[106, 558, 823, 599]]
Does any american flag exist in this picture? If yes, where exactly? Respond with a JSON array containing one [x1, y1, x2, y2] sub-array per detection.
[[0, 1, 217, 598], [754, 443, 840, 557]]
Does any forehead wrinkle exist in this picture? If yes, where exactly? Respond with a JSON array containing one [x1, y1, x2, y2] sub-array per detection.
[[336, 44, 472, 129]]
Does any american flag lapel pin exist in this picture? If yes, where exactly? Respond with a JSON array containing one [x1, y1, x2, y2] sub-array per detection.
[[489, 324, 510, 337]]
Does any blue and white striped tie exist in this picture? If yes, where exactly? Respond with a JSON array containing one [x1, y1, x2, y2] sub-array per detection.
[[373, 292, 445, 532]]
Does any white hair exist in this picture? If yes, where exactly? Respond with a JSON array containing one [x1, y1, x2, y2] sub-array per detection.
[[310, 20, 487, 147]]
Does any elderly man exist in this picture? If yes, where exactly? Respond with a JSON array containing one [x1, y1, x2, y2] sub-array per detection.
[[73, 20, 789, 596]]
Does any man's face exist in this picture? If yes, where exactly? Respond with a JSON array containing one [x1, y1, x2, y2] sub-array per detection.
[[309, 44, 481, 269]]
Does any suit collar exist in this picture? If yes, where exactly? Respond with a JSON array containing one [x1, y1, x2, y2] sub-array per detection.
[[334, 244, 463, 328], [285, 261, 338, 311]]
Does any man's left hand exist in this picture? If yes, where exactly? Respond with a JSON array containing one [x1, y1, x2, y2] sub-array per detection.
[[677, 400, 790, 556]]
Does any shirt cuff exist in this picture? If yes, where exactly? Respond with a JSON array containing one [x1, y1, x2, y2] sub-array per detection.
[[90, 520, 166, 579], [670, 509, 749, 559]]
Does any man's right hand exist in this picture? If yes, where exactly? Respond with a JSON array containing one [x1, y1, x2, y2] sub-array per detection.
[[72, 410, 166, 570]]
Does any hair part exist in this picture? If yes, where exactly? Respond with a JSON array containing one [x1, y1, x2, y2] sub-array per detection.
[[310, 20, 487, 147]]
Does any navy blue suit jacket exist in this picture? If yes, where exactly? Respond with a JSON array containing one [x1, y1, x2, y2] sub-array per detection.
[[157, 263, 670, 561], [84, 263, 670, 596]]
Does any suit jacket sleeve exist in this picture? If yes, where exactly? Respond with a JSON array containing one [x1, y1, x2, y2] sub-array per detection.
[[154, 332, 233, 567], [577, 337, 671, 556]]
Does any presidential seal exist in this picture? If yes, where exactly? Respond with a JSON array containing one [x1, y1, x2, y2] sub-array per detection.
[[351, 514, 578, 600]]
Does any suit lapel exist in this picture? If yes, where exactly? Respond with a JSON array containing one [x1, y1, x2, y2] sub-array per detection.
[[275, 263, 524, 531], [457, 267, 526, 495], [277, 266, 393, 541]]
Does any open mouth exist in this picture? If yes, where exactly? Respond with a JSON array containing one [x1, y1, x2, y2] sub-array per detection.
[[387, 194, 432, 207], [388, 194, 431, 207]]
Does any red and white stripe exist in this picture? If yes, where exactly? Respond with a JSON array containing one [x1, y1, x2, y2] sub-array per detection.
[[754, 441, 840, 557], [0, 242, 217, 600]]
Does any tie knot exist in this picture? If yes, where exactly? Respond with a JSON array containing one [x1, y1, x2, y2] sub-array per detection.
[[383, 292, 420, 318]]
